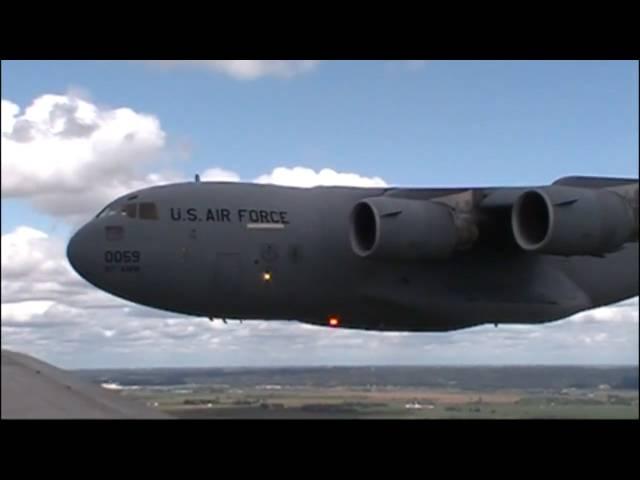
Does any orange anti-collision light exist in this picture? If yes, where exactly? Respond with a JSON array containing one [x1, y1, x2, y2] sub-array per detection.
[[329, 317, 339, 327]]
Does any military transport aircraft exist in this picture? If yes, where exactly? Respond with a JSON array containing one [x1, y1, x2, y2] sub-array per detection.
[[66, 175, 639, 332]]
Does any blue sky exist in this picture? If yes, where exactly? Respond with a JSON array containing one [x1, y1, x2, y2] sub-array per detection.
[[3, 60, 637, 189], [3, 60, 638, 236], [1, 60, 638, 368]]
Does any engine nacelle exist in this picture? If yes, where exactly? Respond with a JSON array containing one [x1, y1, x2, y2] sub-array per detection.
[[349, 197, 474, 260], [511, 185, 638, 256]]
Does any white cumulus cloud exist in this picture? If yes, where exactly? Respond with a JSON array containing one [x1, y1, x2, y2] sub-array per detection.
[[145, 60, 320, 80], [201, 167, 240, 182], [1, 93, 178, 224], [1, 99, 20, 133], [254, 166, 388, 188], [0, 226, 121, 308], [2, 301, 56, 323]]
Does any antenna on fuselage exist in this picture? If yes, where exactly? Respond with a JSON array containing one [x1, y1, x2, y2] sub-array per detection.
[[195, 173, 200, 183]]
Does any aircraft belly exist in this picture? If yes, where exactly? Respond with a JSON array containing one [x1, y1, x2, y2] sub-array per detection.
[[350, 254, 592, 330], [561, 243, 639, 308]]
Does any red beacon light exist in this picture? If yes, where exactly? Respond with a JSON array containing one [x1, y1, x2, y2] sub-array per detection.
[[328, 316, 340, 327]]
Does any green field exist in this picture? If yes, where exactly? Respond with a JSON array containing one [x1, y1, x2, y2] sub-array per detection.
[[76, 366, 639, 419], [121, 385, 639, 419]]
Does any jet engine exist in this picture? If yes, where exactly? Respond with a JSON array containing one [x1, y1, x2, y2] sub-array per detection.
[[349, 197, 476, 260], [511, 185, 639, 256]]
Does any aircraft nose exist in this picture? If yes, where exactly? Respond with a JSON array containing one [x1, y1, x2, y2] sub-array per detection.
[[67, 224, 93, 281]]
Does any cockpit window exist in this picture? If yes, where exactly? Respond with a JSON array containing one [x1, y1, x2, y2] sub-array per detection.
[[96, 206, 109, 218], [121, 203, 137, 218], [96, 201, 157, 220], [139, 202, 158, 220], [96, 204, 119, 218]]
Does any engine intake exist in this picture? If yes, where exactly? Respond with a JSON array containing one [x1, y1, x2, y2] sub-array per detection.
[[512, 185, 638, 256], [349, 197, 475, 260]]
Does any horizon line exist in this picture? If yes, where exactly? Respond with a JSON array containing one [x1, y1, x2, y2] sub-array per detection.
[[70, 363, 640, 371]]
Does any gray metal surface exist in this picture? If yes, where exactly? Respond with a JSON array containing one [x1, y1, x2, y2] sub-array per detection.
[[1, 349, 171, 419], [65, 175, 639, 332]]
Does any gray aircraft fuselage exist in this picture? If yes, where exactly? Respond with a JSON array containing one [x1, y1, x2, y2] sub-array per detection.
[[66, 177, 639, 332]]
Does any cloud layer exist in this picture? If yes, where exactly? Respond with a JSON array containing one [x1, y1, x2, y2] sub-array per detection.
[[145, 61, 320, 80], [255, 166, 387, 188]]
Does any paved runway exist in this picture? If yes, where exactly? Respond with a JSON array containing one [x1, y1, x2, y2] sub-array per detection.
[[1, 349, 171, 419]]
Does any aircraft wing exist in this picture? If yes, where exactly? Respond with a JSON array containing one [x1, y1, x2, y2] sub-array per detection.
[[352, 175, 638, 259], [479, 175, 639, 209]]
